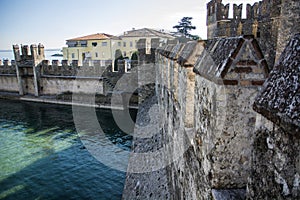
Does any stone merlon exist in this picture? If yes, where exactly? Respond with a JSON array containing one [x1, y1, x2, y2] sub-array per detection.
[[194, 35, 268, 85], [158, 41, 205, 67], [253, 33, 300, 133]]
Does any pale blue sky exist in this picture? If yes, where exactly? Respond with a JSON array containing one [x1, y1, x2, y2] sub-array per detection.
[[0, 0, 257, 50]]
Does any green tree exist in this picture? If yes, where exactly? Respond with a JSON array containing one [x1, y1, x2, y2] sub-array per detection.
[[173, 17, 199, 40], [130, 51, 138, 68], [114, 49, 123, 71], [131, 51, 138, 61]]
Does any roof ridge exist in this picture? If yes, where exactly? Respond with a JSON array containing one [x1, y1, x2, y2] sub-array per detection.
[[120, 28, 175, 39], [66, 32, 119, 41]]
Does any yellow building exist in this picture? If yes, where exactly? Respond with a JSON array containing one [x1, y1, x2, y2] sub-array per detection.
[[63, 29, 176, 64], [62, 33, 122, 65], [120, 28, 176, 58]]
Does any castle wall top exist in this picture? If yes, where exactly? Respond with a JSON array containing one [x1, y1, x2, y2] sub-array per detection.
[[0, 59, 16, 66], [13, 43, 45, 63], [207, 0, 281, 23]]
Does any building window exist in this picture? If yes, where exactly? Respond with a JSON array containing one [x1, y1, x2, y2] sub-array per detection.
[[72, 53, 75, 59], [124, 52, 127, 57], [80, 41, 87, 47], [123, 42, 126, 47], [92, 42, 97, 47], [95, 52, 98, 58], [102, 42, 108, 46], [67, 41, 77, 47], [130, 41, 133, 47], [118, 42, 121, 47]]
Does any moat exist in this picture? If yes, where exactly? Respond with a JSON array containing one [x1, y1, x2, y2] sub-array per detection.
[[0, 99, 136, 199]]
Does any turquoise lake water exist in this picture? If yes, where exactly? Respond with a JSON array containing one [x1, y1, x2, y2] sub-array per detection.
[[0, 99, 136, 200]]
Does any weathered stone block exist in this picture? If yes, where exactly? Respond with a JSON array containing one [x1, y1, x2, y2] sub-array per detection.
[[240, 80, 251, 86]]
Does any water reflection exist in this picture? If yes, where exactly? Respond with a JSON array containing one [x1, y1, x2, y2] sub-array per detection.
[[0, 99, 136, 200]]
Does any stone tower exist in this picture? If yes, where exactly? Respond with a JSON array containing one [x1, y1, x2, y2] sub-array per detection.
[[13, 44, 45, 96], [275, 0, 300, 62], [206, 0, 260, 39], [206, 0, 288, 69]]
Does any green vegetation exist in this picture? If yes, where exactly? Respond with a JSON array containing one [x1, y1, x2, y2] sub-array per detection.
[[130, 51, 138, 68], [114, 49, 124, 71], [130, 51, 138, 61], [173, 17, 200, 40]]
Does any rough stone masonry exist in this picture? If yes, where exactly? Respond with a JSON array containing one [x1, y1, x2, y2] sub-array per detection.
[[123, 0, 299, 199]]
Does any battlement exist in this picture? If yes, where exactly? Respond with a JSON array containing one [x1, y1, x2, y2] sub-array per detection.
[[40, 59, 133, 77], [0, 59, 17, 75], [41, 59, 115, 68], [13, 43, 45, 65], [0, 59, 16, 66], [207, 1, 248, 23], [206, 0, 284, 68], [207, 0, 281, 24]]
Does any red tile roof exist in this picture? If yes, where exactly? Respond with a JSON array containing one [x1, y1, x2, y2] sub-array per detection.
[[67, 33, 120, 41]]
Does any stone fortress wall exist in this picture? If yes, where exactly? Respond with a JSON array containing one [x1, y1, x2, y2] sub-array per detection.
[[207, 0, 300, 69], [0, 0, 298, 198], [148, 34, 299, 200], [0, 60, 18, 93], [0, 43, 141, 108], [123, 0, 299, 199]]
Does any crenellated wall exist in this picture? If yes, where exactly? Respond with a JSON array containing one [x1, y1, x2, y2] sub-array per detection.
[[0, 60, 18, 93], [206, 0, 281, 38], [0, 44, 139, 109], [206, 0, 300, 70], [0, 60, 16, 74], [40, 59, 111, 77]]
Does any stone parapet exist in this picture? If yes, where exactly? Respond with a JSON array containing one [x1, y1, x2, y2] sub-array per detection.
[[0, 60, 17, 75], [153, 35, 271, 198]]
